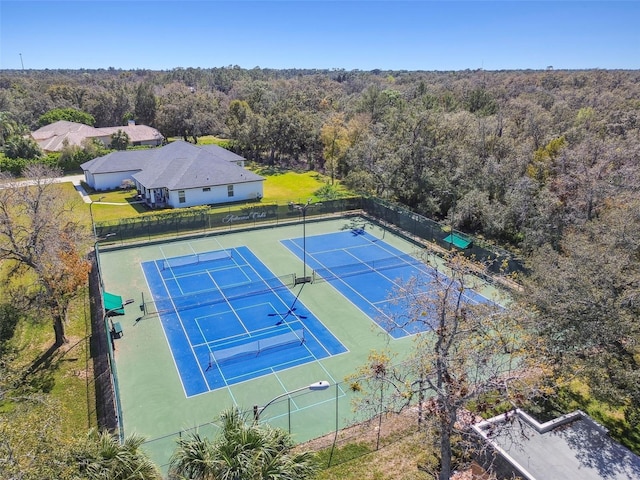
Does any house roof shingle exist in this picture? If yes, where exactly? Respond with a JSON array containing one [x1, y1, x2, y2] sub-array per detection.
[[31, 120, 163, 151], [81, 141, 264, 190]]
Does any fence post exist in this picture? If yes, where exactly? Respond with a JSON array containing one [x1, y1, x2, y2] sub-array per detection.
[[327, 382, 340, 467]]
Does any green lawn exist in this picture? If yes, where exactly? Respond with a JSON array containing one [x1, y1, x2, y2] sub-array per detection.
[[88, 169, 350, 223], [1, 182, 95, 437]]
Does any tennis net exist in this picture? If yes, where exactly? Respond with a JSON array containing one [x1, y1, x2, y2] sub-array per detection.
[[161, 250, 232, 270], [143, 273, 296, 315], [209, 328, 305, 365], [312, 253, 424, 283]]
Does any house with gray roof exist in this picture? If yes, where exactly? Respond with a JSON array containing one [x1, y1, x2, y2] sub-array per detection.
[[472, 409, 640, 479], [31, 120, 163, 152], [81, 141, 264, 209]]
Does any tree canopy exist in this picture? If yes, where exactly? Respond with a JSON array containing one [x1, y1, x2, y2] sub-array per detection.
[[3, 67, 638, 251], [0, 164, 90, 346], [349, 255, 547, 478], [169, 407, 318, 480], [38, 107, 95, 127]]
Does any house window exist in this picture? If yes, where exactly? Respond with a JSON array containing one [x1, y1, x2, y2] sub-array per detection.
[[202, 187, 211, 192], [178, 190, 186, 203], [227, 185, 234, 197]]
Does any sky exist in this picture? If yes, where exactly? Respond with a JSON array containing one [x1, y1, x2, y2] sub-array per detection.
[[1, 1, 639, 71]]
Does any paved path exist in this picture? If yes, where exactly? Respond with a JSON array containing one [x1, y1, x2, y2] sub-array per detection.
[[65, 174, 92, 203]]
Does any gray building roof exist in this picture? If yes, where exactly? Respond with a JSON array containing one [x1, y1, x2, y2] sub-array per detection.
[[473, 409, 640, 480], [81, 141, 264, 190]]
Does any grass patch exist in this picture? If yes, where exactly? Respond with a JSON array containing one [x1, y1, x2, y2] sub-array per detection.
[[88, 170, 353, 224], [528, 379, 640, 455], [0, 182, 95, 439], [314, 432, 430, 480], [260, 170, 349, 204], [1, 289, 94, 436], [297, 411, 432, 480], [166, 135, 230, 147], [315, 442, 373, 466]]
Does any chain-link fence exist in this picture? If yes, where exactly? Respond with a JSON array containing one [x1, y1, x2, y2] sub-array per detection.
[[140, 372, 421, 472], [94, 198, 364, 243], [95, 196, 524, 276], [89, 252, 121, 437], [92, 195, 525, 466], [360, 197, 525, 276]]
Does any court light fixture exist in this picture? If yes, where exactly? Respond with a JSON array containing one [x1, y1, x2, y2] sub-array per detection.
[[292, 199, 322, 284], [253, 380, 330, 432]]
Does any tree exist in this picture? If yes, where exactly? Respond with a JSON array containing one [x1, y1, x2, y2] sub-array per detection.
[[57, 137, 108, 172], [169, 407, 318, 480], [156, 83, 221, 143], [0, 398, 80, 480], [321, 113, 349, 184], [110, 129, 130, 150], [3, 134, 43, 160], [464, 87, 498, 116], [0, 164, 90, 346], [134, 82, 157, 126], [524, 198, 640, 428], [226, 99, 253, 150], [76, 429, 161, 480], [37, 107, 95, 127], [0, 110, 19, 146], [349, 255, 546, 479]]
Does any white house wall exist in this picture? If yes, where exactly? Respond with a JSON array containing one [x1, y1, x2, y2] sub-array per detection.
[[84, 171, 96, 188], [167, 181, 264, 208], [89, 171, 138, 191]]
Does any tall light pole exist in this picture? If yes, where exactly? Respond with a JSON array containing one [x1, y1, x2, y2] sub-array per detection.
[[293, 199, 320, 284], [253, 380, 330, 433], [442, 189, 456, 250]]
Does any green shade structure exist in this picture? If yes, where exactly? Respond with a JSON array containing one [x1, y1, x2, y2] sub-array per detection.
[[443, 233, 473, 249], [103, 291, 125, 315]]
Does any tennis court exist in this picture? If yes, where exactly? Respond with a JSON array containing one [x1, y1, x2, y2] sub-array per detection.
[[97, 216, 504, 469], [282, 228, 491, 338], [141, 246, 346, 397]]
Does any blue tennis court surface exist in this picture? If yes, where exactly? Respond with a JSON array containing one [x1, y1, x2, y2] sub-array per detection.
[[282, 229, 491, 338], [141, 246, 346, 397]]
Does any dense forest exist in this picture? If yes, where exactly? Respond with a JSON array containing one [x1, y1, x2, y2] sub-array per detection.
[[1, 67, 640, 457], [2, 67, 639, 252]]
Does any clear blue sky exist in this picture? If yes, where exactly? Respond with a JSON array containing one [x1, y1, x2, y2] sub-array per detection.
[[1, 1, 638, 71]]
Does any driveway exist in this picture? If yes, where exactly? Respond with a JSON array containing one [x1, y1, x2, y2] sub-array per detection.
[[0, 173, 91, 203]]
